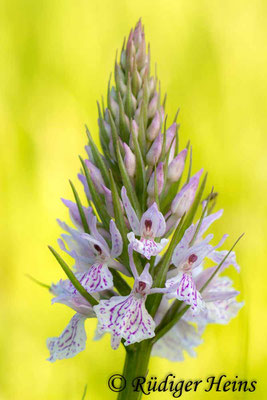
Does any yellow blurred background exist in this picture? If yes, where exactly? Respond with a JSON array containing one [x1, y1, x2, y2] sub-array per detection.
[[0, 0, 266, 399]]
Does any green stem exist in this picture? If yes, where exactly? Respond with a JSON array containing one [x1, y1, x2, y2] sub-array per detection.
[[117, 341, 152, 400]]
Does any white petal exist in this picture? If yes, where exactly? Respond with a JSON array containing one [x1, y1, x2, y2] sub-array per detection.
[[129, 237, 166, 260], [88, 213, 109, 250], [47, 313, 87, 362], [208, 249, 240, 272], [197, 209, 223, 238], [110, 220, 123, 258]]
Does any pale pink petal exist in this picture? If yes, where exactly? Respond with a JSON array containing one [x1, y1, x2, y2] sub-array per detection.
[[110, 220, 123, 258], [70, 264, 113, 293], [140, 202, 166, 238], [88, 213, 109, 251], [128, 234, 167, 260], [208, 249, 240, 272], [121, 187, 140, 235], [47, 313, 87, 362]]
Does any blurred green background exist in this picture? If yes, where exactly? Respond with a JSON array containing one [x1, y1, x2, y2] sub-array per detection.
[[0, 0, 266, 399]]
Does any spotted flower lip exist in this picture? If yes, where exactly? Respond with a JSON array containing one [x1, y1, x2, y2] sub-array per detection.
[[94, 246, 171, 349], [47, 280, 96, 362], [121, 186, 168, 259]]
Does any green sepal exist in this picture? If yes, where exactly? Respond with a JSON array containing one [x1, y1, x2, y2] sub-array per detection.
[[189, 187, 214, 247], [97, 102, 110, 150], [85, 126, 110, 185], [125, 74, 134, 118], [69, 180, 90, 234], [186, 145, 193, 183], [137, 112, 146, 159], [159, 116, 167, 163], [132, 60, 141, 98], [81, 385, 87, 400], [118, 92, 130, 142], [154, 299, 182, 337], [48, 246, 98, 306], [26, 274, 50, 290], [142, 76, 149, 128], [108, 110, 122, 161], [200, 233, 244, 293], [153, 165, 160, 208], [130, 120, 147, 211], [115, 62, 126, 95], [173, 107, 180, 124], [174, 122, 180, 156], [79, 157, 110, 230]]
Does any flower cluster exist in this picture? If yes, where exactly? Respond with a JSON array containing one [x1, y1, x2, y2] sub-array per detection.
[[47, 20, 243, 363]]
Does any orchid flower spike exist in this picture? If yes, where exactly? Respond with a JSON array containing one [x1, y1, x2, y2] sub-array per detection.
[[121, 186, 168, 259], [47, 21, 243, 371]]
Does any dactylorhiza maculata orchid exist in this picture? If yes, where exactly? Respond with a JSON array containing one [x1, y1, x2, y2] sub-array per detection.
[[46, 20, 244, 400]]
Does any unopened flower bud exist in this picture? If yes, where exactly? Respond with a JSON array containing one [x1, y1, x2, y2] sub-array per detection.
[[85, 160, 105, 194], [109, 137, 115, 158], [149, 77, 156, 97], [147, 92, 158, 119], [103, 120, 111, 137], [168, 138, 176, 164], [102, 185, 123, 217], [126, 30, 135, 72], [109, 94, 119, 120], [123, 143, 136, 177], [147, 162, 164, 197], [136, 36, 146, 69], [147, 110, 161, 141], [133, 19, 143, 47], [129, 119, 139, 150], [165, 123, 176, 152], [115, 63, 126, 95], [171, 169, 203, 217], [167, 149, 187, 182], [134, 102, 142, 121], [146, 133, 162, 165]]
